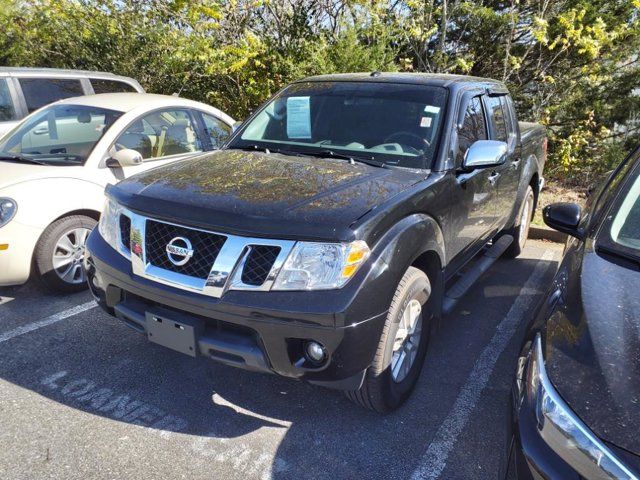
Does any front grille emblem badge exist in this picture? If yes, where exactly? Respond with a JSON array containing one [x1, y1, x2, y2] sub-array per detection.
[[166, 236, 194, 266]]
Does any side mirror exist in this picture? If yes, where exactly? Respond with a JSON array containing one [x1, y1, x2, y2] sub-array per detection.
[[543, 203, 584, 239], [106, 149, 143, 168], [462, 140, 508, 170], [232, 121, 243, 133]]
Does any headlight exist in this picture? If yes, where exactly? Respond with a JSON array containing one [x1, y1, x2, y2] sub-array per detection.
[[272, 240, 370, 290], [98, 198, 122, 249], [527, 334, 637, 479], [0, 197, 17, 228]]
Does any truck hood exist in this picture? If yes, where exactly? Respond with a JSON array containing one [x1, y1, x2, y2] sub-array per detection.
[[545, 246, 640, 457], [109, 149, 424, 241]]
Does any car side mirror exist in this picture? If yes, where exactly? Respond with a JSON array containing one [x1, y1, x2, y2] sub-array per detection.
[[462, 140, 508, 171], [543, 203, 584, 239], [106, 149, 143, 168]]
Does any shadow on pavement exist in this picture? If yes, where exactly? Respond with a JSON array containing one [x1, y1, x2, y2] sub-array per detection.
[[0, 255, 558, 479]]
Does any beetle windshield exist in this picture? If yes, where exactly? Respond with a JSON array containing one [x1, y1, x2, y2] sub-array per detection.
[[0, 104, 123, 165], [228, 81, 448, 169]]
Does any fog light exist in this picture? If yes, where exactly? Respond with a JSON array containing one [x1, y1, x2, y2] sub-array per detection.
[[305, 341, 326, 364]]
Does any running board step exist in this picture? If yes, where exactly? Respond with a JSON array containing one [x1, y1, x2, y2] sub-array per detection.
[[442, 235, 513, 315]]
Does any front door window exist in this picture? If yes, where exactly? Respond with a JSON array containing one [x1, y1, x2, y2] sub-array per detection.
[[113, 109, 202, 161]]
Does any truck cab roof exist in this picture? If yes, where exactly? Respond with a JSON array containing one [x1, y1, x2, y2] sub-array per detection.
[[299, 72, 508, 95]]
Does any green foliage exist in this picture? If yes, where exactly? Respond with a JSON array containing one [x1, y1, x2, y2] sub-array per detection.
[[1, 0, 639, 185]]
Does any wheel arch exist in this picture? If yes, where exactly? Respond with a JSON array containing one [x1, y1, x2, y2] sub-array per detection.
[[52, 208, 101, 224], [358, 213, 446, 322], [529, 171, 540, 219], [410, 249, 444, 320]]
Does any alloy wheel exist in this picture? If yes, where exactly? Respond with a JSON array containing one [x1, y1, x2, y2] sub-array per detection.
[[52, 227, 91, 284], [391, 298, 423, 383]]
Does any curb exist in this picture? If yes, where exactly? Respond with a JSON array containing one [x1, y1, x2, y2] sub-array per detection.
[[529, 225, 567, 243]]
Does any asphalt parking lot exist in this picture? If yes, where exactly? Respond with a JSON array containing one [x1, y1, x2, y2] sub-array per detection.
[[0, 239, 562, 480]]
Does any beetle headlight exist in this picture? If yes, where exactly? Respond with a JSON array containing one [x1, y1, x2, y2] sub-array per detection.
[[0, 198, 17, 228], [527, 334, 637, 479], [98, 198, 122, 249], [272, 240, 370, 290]]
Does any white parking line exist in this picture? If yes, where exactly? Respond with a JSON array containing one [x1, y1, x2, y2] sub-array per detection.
[[410, 249, 557, 480], [0, 300, 97, 344]]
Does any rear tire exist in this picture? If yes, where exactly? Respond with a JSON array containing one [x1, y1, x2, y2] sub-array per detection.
[[504, 186, 535, 258], [34, 215, 96, 293], [346, 266, 432, 412]]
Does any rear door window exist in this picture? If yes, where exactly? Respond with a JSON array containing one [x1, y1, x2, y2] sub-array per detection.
[[200, 113, 231, 148], [91, 79, 138, 94], [484, 95, 508, 142], [500, 95, 518, 150], [0, 79, 16, 121], [19, 78, 84, 113]]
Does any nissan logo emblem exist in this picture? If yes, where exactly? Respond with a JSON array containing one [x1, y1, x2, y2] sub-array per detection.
[[165, 236, 194, 266]]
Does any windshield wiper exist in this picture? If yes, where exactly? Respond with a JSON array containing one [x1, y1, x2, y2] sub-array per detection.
[[310, 149, 386, 168], [228, 144, 272, 154], [228, 144, 386, 168], [0, 154, 48, 166]]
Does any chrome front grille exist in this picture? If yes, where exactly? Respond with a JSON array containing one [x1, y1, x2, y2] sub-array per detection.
[[117, 209, 295, 297], [145, 219, 226, 279]]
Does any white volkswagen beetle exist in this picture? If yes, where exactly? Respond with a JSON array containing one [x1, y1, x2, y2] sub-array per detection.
[[0, 93, 234, 291]]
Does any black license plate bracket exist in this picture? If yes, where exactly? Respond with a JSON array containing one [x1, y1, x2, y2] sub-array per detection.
[[145, 312, 199, 357]]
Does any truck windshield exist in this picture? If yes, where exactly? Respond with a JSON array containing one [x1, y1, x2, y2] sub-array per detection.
[[0, 104, 123, 165], [229, 81, 448, 169]]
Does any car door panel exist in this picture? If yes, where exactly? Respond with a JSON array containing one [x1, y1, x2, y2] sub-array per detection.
[[483, 94, 517, 225], [499, 96, 523, 222], [447, 94, 499, 269]]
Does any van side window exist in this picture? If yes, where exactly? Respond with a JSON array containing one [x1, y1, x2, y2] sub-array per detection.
[[485, 95, 508, 142], [0, 79, 16, 121], [91, 79, 138, 94], [457, 96, 487, 165], [19, 78, 84, 113]]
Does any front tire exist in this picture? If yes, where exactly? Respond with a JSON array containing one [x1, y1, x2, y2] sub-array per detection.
[[34, 215, 96, 293], [346, 266, 432, 412]]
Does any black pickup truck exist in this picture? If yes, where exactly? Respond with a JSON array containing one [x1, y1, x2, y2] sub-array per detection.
[[85, 73, 546, 412]]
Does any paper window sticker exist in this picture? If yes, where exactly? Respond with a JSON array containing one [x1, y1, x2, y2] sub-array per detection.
[[420, 117, 433, 128], [286, 96, 312, 139], [424, 105, 441, 114]]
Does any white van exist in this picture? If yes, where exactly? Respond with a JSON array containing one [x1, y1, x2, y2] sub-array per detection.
[[0, 67, 144, 137]]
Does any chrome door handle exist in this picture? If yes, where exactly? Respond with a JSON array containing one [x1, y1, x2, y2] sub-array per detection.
[[488, 172, 500, 186], [33, 127, 49, 135]]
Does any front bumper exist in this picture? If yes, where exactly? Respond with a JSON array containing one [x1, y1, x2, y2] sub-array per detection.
[[85, 230, 388, 390], [0, 220, 42, 286]]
